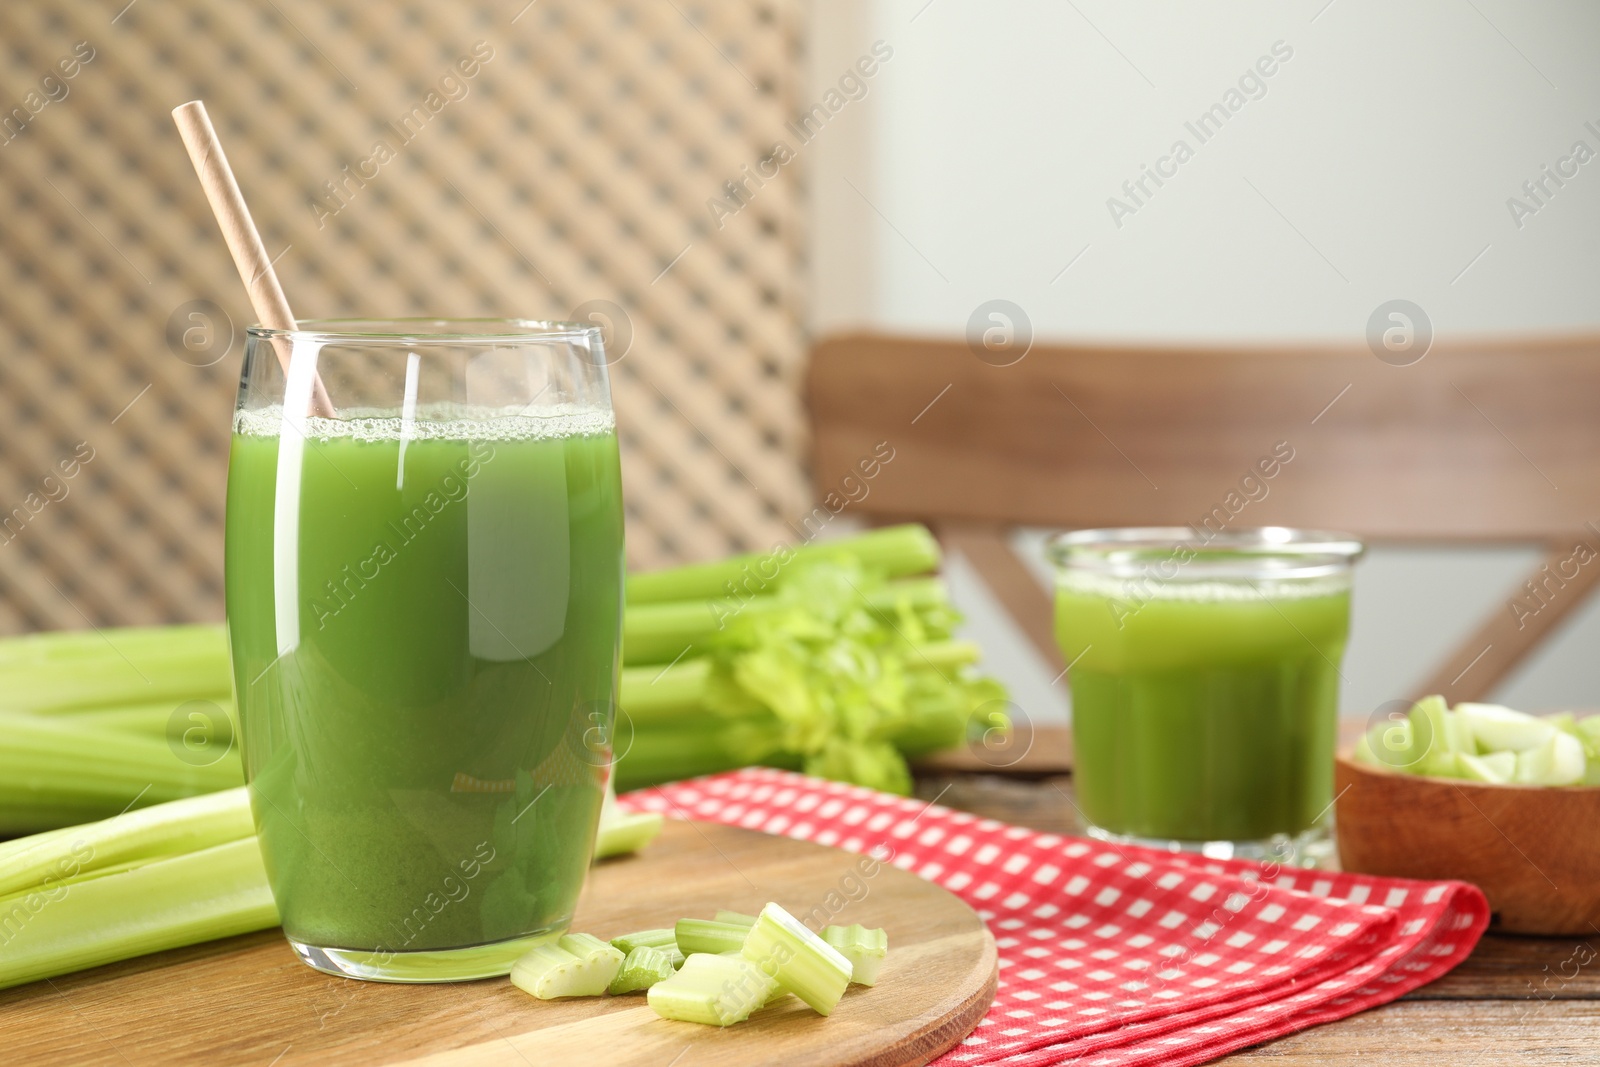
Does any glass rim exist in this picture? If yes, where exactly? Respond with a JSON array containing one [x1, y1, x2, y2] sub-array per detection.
[[1048, 526, 1365, 581], [244, 317, 602, 345]]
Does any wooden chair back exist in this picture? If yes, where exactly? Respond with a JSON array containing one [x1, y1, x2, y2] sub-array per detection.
[[807, 332, 1600, 704]]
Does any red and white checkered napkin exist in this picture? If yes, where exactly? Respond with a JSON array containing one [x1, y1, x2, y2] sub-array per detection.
[[623, 768, 1489, 1067]]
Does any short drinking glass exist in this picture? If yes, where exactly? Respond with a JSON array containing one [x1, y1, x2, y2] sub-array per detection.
[[1049, 527, 1363, 862], [225, 319, 625, 981]]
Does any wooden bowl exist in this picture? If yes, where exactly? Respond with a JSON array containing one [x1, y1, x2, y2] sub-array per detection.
[[1334, 756, 1600, 935]]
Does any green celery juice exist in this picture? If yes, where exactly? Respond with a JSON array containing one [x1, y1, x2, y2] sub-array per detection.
[[1058, 575, 1350, 844], [224, 405, 624, 955]]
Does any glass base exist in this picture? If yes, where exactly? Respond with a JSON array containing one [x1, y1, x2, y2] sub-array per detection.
[[1081, 822, 1335, 869], [288, 928, 564, 983]]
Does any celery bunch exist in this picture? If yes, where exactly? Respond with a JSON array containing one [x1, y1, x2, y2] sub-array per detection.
[[616, 526, 1010, 795]]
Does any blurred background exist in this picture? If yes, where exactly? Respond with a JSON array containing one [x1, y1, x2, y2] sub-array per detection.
[[1, 0, 1597, 722]]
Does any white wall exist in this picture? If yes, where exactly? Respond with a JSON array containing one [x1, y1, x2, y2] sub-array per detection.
[[806, 0, 1600, 721]]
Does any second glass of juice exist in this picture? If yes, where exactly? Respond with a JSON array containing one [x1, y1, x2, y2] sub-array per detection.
[[225, 319, 624, 981], [1050, 527, 1362, 862]]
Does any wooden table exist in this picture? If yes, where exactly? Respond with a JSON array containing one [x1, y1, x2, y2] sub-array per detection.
[[913, 726, 1600, 1065]]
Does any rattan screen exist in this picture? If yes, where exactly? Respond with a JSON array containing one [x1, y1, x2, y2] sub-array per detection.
[[0, 0, 809, 633]]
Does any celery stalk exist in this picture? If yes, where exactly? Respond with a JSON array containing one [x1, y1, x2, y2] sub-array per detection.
[[0, 787, 254, 899], [674, 918, 750, 955], [740, 902, 853, 1015], [613, 721, 797, 793], [619, 660, 721, 726], [510, 933, 625, 999], [0, 713, 243, 833], [714, 910, 758, 928], [821, 924, 888, 986], [0, 837, 276, 991], [647, 952, 775, 1025], [0, 624, 231, 713], [0, 824, 80, 866], [608, 945, 676, 994], [623, 577, 952, 665], [625, 524, 941, 605], [30, 703, 181, 735]]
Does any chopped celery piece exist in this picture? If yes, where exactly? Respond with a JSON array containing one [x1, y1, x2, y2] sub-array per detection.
[[714, 909, 758, 928], [610, 928, 683, 967], [608, 945, 677, 994], [594, 810, 664, 859], [511, 944, 589, 999], [1456, 703, 1553, 753], [562, 932, 625, 963], [1576, 717, 1600, 782], [1513, 731, 1586, 786], [510, 933, 624, 999], [1366, 716, 1421, 769], [821, 924, 888, 987], [675, 918, 750, 955], [1572, 716, 1600, 756], [610, 928, 677, 953], [1457, 751, 1515, 784], [593, 779, 662, 860], [740, 902, 853, 1015], [648, 952, 775, 1025], [1408, 695, 1464, 775]]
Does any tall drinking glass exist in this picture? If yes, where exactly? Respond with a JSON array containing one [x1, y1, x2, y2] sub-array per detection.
[[1049, 527, 1362, 863], [225, 319, 624, 981]]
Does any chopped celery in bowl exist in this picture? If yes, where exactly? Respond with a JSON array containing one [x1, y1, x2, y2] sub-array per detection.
[[1352, 696, 1600, 787], [1338, 697, 1600, 935]]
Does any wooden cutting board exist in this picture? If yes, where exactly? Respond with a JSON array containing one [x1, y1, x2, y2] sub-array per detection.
[[0, 820, 996, 1067]]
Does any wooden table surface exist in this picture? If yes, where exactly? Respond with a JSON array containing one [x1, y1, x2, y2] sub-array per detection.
[[912, 726, 1600, 1065]]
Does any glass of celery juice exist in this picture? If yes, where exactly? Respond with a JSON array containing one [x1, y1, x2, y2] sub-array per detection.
[[1049, 528, 1363, 861], [224, 319, 624, 981]]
